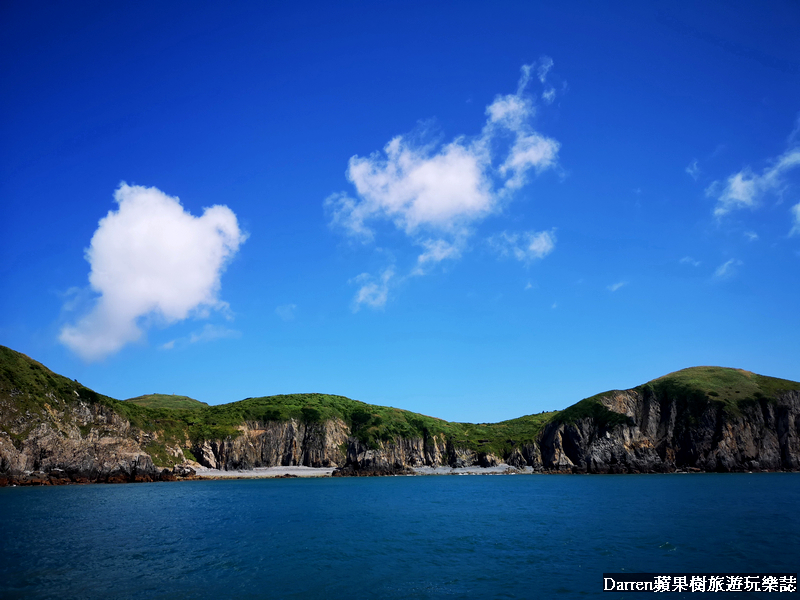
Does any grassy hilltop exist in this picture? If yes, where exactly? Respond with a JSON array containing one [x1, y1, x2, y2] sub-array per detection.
[[1, 345, 798, 467], [125, 394, 208, 410], [0, 345, 556, 462], [552, 365, 800, 426]]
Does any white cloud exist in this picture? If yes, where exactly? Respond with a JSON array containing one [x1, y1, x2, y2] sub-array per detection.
[[680, 256, 701, 267], [536, 57, 554, 84], [789, 114, 800, 146], [345, 135, 496, 235], [161, 324, 240, 351], [534, 57, 561, 105], [791, 202, 800, 236], [327, 61, 561, 308], [352, 268, 394, 311], [707, 144, 800, 218], [275, 304, 297, 321], [706, 171, 759, 216], [324, 192, 375, 241], [497, 131, 560, 192], [60, 183, 246, 361], [714, 258, 742, 279], [188, 324, 241, 344], [744, 231, 759, 241], [488, 229, 556, 263], [414, 238, 463, 273], [607, 281, 627, 292], [686, 159, 700, 180]]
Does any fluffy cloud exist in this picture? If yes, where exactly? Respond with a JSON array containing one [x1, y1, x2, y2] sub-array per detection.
[[188, 324, 241, 344], [327, 60, 561, 307], [791, 203, 800, 236], [275, 304, 297, 321], [352, 268, 394, 311], [342, 136, 496, 236], [488, 229, 556, 263], [686, 160, 700, 180], [327, 60, 559, 246], [707, 144, 800, 222], [60, 184, 246, 360], [680, 256, 701, 267], [607, 281, 627, 292], [714, 258, 742, 280], [161, 325, 241, 351], [415, 238, 463, 270]]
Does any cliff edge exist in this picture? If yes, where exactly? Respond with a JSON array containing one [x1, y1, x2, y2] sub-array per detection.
[[1, 346, 798, 484]]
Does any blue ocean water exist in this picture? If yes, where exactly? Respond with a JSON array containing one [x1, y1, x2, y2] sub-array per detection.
[[0, 473, 798, 599]]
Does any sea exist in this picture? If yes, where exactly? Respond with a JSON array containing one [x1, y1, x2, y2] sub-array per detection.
[[0, 473, 798, 599]]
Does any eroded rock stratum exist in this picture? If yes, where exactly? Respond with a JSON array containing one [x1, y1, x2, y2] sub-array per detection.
[[1, 346, 798, 485]]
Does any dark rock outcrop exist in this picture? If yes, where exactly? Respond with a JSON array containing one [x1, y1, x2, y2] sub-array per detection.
[[0, 399, 160, 485], [532, 389, 800, 473], [192, 418, 350, 470], [2, 345, 798, 483]]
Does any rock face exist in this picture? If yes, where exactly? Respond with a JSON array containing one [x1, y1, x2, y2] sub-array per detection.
[[342, 433, 453, 474], [189, 424, 514, 475], [4, 390, 798, 481], [2, 344, 798, 483], [0, 398, 160, 485], [533, 389, 800, 473], [192, 419, 350, 470], [189, 388, 800, 475]]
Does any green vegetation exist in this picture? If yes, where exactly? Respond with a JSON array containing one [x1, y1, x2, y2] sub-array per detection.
[[2, 346, 799, 463], [640, 366, 800, 418], [144, 441, 175, 468], [125, 394, 208, 410], [0, 343, 560, 457], [443, 412, 559, 456], [552, 391, 633, 428], [0, 344, 101, 414], [0, 344, 120, 430]]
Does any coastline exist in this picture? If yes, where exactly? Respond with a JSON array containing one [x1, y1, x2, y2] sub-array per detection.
[[191, 464, 527, 480], [193, 465, 336, 479], [3, 465, 794, 486]]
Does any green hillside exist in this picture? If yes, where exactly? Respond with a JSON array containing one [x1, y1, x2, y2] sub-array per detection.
[[2, 345, 798, 467], [552, 366, 800, 428], [0, 344, 116, 416], [642, 366, 800, 417], [171, 392, 557, 455], [0, 345, 557, 458], [125, 394, 208, 410], [650, 366, 800, 399]]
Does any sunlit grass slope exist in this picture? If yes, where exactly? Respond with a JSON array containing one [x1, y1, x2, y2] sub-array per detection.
[[125, 394, 208, 410], [2, 346, 798, 462], [555, 366, 800, 427]]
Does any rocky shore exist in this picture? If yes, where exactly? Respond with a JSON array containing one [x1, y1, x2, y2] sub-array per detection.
[[186, 387, 800, 476], [2, 345, 798, 486]]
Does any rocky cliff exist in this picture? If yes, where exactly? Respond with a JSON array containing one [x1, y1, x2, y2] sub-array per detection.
[[535, 388, 800, 473], [189, 389, 800, 475], [0, 347, 193, 485], [189, 420, 486, 473], [193, 419, 350, 469], [1, 345, 798, 484], [0, 394, 163, 485]]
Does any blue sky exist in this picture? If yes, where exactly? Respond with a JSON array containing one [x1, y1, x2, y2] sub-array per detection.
[[2, 2, 799, 422]]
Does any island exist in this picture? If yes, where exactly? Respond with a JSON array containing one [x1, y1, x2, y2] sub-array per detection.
[[1, 345, 798, 485]]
